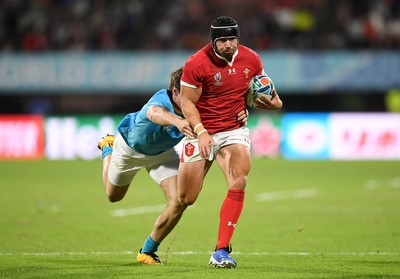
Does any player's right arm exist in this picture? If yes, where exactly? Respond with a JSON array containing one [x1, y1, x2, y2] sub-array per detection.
[[180, 85, 216, 159], [147, 105, 194, 138]]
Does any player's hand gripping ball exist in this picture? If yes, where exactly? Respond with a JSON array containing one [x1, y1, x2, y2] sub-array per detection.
[[246, 75, 275, 108]]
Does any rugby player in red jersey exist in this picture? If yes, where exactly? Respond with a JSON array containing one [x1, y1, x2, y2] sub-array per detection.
[[177, 16, 283, 269]]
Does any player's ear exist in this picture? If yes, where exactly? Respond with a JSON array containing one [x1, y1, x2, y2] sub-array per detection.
[[172, 86, 180, 101], [172, 86, 180, 96]]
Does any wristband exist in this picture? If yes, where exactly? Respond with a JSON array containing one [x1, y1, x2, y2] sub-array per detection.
[[197, 129, 208, 137], [193, 123, 203, 133]]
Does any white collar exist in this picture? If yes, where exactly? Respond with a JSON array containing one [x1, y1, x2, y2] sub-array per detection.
[[214, 48, 238, 67]]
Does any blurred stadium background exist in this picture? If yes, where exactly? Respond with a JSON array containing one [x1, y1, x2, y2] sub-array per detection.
[[0, 0, 400, 160]]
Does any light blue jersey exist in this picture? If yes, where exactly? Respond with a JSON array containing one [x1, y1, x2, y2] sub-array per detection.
[[117, 89, 184, 155]]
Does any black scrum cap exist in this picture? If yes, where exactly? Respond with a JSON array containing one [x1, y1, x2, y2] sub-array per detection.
[[210, 16, 240, 52]]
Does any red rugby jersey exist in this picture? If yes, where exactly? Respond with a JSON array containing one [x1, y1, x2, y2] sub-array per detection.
[[181, 43, 264, 134]]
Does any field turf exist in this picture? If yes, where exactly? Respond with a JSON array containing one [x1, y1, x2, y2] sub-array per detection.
[[0, 159, 399, 278]]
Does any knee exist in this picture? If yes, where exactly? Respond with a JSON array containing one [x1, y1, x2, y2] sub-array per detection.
[[107, 195, 122, 203], [178, 195, 196, 207], [171, 200, 187, 212], [230, 176, 247, 190]]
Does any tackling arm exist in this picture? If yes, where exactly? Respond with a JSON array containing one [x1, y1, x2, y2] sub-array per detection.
[[147, 106, 194, 138]]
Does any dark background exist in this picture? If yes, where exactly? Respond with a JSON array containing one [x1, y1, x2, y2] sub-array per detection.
[[1, 0, 399, 115]]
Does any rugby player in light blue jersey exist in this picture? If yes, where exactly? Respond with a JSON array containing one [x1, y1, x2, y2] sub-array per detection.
[[97, 68, 248, 265]]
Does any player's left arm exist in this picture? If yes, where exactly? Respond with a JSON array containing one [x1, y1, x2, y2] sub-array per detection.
[[253, 63, 283, 111], [254, 89, 283, 111]]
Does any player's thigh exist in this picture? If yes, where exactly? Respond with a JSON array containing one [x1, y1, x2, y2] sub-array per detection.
[[108, 134, 143, 186], [106, 181, 130, 199], [177, 159, 212, 203], [147, 147, 180, 185], [216, 143, 251, 187], [106, 141, 134, 199], [159, 175, 178, 203]]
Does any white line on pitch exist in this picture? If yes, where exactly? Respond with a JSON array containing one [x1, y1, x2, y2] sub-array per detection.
[[111, 204, 166, 217], [365, 177, 400, 190], [390, 177, 400, 188], [256, 188, 318, 202], [1, 251, 399, 256]]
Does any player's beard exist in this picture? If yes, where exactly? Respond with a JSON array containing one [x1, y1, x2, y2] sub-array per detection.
[[220, 46, 237, 61]]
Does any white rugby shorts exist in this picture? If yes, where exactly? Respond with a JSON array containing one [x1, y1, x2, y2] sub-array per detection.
[[181, 127, 251, 163], [108, 134, 182, 186]]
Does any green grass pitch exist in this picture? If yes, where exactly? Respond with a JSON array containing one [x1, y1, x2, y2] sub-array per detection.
[[1, 158, 399, 278]]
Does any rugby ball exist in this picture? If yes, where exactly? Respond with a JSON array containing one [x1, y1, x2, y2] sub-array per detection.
[[246, 75, 275, 108]]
